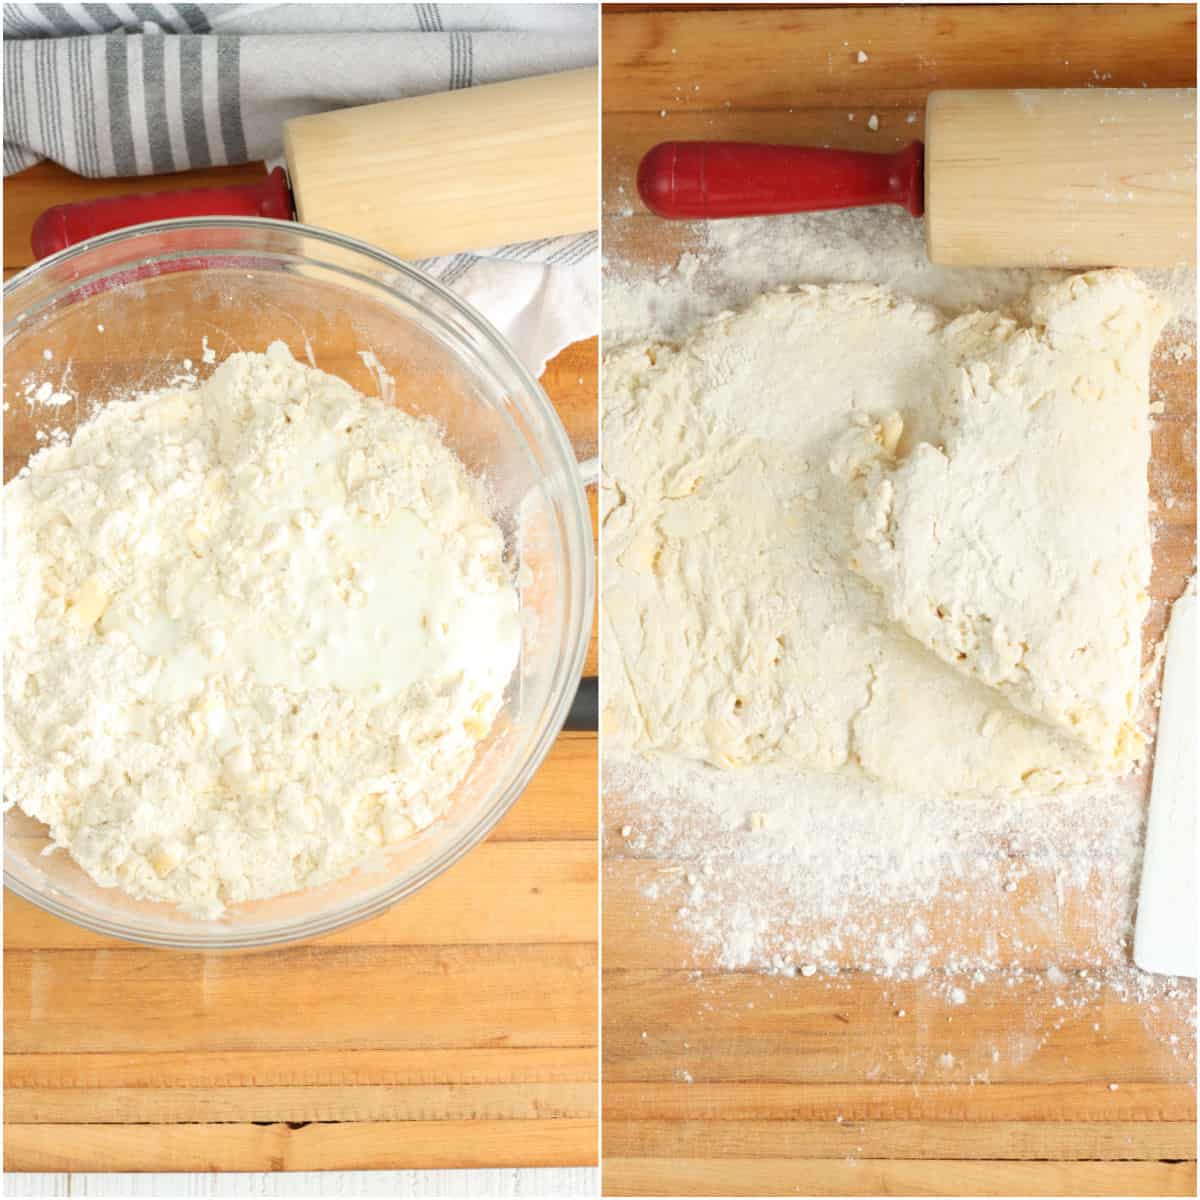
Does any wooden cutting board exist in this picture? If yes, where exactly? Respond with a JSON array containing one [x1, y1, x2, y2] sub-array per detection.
[[2, 162, 599, 1173], [601, 5, 1196, 1196]]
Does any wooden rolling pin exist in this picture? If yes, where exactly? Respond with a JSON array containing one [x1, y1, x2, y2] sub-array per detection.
[[32, 68, 598, 261], [638, 88, 1196, 268]]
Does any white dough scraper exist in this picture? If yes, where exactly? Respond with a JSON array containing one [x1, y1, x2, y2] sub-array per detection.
[[1133, 580, 1197, 978]]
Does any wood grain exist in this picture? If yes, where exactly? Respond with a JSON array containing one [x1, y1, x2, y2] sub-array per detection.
[[601, 5, 1197, 1197], [7, 1083, 598, 1124], [5, 1119, 596, 1173], [605, 1119, 1196, 1159], [603, 970, 1195, 1087], [922, 88, 1196, 267], [604, 1158, 1197, 1197], [284, 68, 599, 259], [600, 4, 1198, 113], [6, 840, 595, 951], [604, 1081, 1197, 1122], [7, 1047, 597, 1089], [6, 944, 596, 1055], [3, 155, 599, 1172]]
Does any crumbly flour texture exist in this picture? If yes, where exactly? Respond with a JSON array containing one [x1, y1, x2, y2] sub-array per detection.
[[603, 270, 1168, 796], [4, 343, 520, 916]]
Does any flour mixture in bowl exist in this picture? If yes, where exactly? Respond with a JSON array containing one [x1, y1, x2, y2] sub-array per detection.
[[4, 342, 521, 917]]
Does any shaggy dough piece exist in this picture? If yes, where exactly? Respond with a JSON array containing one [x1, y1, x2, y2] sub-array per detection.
[[601, 272, 1165, 796], [832, 272, 1169, 768]]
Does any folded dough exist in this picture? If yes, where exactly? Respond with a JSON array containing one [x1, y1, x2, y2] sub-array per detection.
[[601, 272, 1167, 795], [832, 271, 1169, 768]]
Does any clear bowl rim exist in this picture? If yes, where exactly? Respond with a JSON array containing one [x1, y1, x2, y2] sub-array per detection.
[[3, 216, 595, 950]]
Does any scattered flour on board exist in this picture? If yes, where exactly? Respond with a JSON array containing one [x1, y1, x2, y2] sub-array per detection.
[[603, 204, 1196, 348], [603, 202, 1197, 1062]]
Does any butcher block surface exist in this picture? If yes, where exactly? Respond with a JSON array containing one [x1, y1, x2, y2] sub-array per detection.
[[601, 5, 1196, 1197], [2, 162, 599, 1173]]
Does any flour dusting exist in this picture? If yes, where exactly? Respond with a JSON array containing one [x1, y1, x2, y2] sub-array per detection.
[[603, 205, 1196, 348]]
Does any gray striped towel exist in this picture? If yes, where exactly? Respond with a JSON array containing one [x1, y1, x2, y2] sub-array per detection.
[[3, 3, 599, 377]]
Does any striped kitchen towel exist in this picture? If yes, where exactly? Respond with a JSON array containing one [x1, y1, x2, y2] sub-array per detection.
[[3, 3, 599, 377]]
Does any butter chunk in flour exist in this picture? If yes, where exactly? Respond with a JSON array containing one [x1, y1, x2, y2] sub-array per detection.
[[4, 342, 520, 917], [601, 270, 1167, 794]]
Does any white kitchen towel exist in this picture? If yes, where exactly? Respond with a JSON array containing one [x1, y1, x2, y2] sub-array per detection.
[[3, 3, 598, 376]]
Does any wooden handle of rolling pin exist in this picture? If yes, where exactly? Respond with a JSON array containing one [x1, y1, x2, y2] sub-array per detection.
[[282, 67, 598, 260], [925, 88, 1196, 268]]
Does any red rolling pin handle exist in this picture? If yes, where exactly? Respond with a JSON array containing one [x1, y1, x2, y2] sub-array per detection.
[[30, 166, 295, 259], [637, 141, 925, 220]]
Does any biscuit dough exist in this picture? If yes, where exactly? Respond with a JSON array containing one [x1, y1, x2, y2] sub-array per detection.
[[601, 271, 1167, 795], [833, 273, 1168, 765]]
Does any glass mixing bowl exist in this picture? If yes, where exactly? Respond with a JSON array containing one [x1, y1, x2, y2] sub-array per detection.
[[3, 218, 593, 949]]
